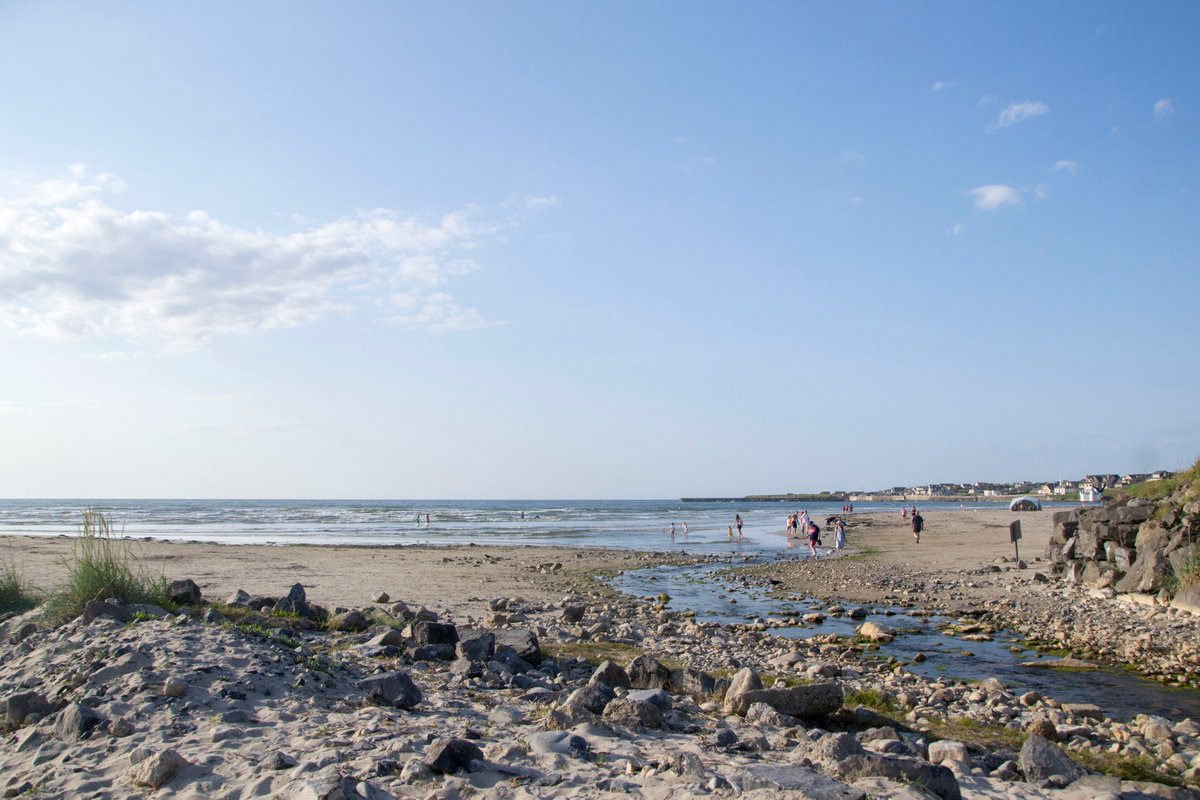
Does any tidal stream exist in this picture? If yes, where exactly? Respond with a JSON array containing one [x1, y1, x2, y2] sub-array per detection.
[[610, 562, 1200, 723]]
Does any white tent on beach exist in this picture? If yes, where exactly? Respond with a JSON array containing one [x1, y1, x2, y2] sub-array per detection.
[[1009, 496, 1042, 511]]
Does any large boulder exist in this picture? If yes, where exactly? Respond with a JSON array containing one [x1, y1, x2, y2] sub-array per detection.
[[589, 660, 631, 689], [1115, 549, 1171, 594], [411, 621, 458, 646], [356, 671, 421, 709], [167, 579, 202, 605], [726, 682, 844, 720], [628, 654, 669, 689], [56, 702, 103, 742], [1018, 733, 1085, 785], [722, 667, 764, 714], [836, 754, 960, 800], [667, 666, 716, 698], [494, 629, 542, 665], [601, 696, 665, 731], [425, 738, 483, 774]]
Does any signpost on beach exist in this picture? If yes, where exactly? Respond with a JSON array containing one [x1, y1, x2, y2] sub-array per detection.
[[1009, 520, 1022, 562]]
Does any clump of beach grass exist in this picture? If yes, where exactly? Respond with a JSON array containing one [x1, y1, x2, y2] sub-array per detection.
[[41, 511, 171, 626], [0, 560, 39, 614]]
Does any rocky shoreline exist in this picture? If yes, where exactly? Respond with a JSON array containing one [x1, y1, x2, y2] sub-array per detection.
[[3, 568, 1200, 800]]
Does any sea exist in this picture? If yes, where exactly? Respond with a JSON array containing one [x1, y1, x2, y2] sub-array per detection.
[[0, 498, 1083, 553]]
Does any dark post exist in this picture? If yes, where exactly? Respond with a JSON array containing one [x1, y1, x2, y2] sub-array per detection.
[[1009, 520, 1022, 562]]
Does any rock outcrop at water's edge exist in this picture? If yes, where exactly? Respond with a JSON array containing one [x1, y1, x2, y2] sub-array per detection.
[[1, 575, 1199, 799]]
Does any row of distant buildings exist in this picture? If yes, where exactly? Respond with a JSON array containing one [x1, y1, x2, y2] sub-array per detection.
[[848, 471, 1175, 502]]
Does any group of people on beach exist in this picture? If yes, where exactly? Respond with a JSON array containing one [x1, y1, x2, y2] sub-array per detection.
[[784, 509, 846, 557]]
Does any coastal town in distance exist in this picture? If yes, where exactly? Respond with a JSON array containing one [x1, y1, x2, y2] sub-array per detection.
[[685, 470, 1178, 504]]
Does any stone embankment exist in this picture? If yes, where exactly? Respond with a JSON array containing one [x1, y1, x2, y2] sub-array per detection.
[[2, 577, 1200, 799], [1044, 495, 1200, 615]]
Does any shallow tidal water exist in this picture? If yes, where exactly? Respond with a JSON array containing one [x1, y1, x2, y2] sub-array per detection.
[[611, 561, 1200, 723]]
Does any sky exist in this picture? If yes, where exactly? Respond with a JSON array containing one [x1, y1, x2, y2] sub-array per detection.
[[1, 1, 1197, 499]]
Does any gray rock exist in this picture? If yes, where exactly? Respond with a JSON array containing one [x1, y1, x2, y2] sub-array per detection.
[[411, 620, 458, 646], [56, 702, 103, 742], [745, 701, 793, 727], [928, 740, 971, 768], [722, 666, 764, 714], [3, 692, 52, 728], [628, 654, 669, 689], [727, 682, 844, 719], [563, 683, 614, 715], [627, 688, 672, 711], [455, 630, 495, 661], [425, 737, 483, 774], [561, 604, 585, 623], [602, 696, 665, 731], [837, 754, 960, 800], [667, 666, 716, 697], [356, 671, 421, 709], [1018, 733, 1085, 784], [274, 583, 319, 620], [168, 578, 202, 604], [367, 628, 405, 648], [494, 629, 542, 665], [129, 748, 188, 789], [450, 657, 483, 678], [326, 610, 370, 632], [589, 659, 631, 689], [806, 732, 865, 763]]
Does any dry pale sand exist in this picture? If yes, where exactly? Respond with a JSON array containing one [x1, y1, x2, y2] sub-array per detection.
[[841, 507, 1053, 570], [1, 509, 1053, 615], [0, 536, 689, 619]]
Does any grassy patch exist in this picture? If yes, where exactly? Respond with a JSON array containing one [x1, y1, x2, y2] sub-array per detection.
[[41, 512, 172, 626], [925, 716, 1023, 750], [1124, 458, 1200, 503], [844, 687, 901, 715], [544, 640, 654, 667], [0, 561, 39, 614], [1068, 748, 1180, 786]]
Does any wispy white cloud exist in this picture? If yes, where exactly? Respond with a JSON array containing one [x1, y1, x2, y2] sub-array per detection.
[[1049, 160, 1078, 176], [0, 167, 532, 347], [1033, 184, 1050, 200], [931, 80, 953, 92], [989, 100, 1050, 131], [946, 223, 964, 237], [1154, 97, 1175, 119], [838, 150, 866, 166], [524, 195, 561, 210], [967, 184, 1021, 210]]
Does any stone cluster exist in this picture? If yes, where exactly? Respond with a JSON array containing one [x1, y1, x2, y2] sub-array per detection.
[[1045, 495, 1200, 612], [3, 577, 1200, 798]]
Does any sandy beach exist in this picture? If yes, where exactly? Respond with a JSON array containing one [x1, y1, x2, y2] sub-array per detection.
[[4, 509, 1200, 799], [0, 508, 1051, 612]]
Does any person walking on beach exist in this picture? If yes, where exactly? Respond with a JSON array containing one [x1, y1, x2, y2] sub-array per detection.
[[735, 514, 743, 539], [806, 521, 821, 558], [786, 513, 795, 540], [911, 510, 924, 544], [834, 519, 846, 552]]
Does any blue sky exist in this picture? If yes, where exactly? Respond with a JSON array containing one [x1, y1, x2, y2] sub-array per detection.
[[1, 2, 1197, 498]]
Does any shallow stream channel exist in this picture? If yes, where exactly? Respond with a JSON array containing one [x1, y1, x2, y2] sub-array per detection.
[[609, 560, 1200, 723]]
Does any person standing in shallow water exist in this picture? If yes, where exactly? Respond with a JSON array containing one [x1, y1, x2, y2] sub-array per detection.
[[735, 514, 743, 539], [911, 510, 924, 544], [834, 519, 846, 552]]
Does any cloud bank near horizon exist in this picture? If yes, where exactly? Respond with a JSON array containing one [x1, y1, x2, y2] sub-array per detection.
[[0, 166, 527, 347]]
